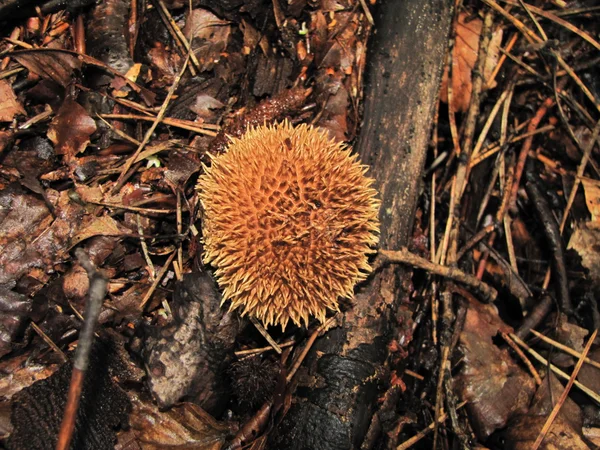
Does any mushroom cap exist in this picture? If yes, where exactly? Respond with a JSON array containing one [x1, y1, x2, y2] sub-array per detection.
[[197, 121, 380, 329]]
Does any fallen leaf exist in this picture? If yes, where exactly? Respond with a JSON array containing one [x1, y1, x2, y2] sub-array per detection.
[[0, 289, 32, 359], [439, 13, 503, 112], [0, 80, 25, 122], [47, 99, 97, 159], [505, 415, 589, 450], [70, 215, 131, 248], [0, 352, 58, 401], [183, 9, 231, 72], [454, 299, 535, 439], [0, 189, 84, 285], [581, 177, 600, 228], [189, 94, 224, 119], [117, 392, 230, 450], [529, 373, 583, 431], [568, 224, 600, 285], [13, 50, 82, 87]]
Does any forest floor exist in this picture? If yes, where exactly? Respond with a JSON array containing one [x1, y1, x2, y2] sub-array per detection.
[[0, 0, 599, 449]]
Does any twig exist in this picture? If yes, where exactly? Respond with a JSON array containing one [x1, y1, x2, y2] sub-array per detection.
[[532, 329, 598, 449], [510, 333, 600, 404], [501, 0, 600, 51], [101, 113, 218, 135], [235, 340, 295, 357], [500, 331, 542, 385], [30, 322, 68, 362], [286, 315, 338, 382], [559, 119, 600, 232], [525, 179, 571, 315], [56, 249, 108, 450], [250, 316, 282, 354], [514, 293, 553, 339], [139, 251, 176, 308], [112, 53, 190, 194], [397, 401, 467, 450], [530, 329, 600, 370], [378, 248, 497, 302], [153, 0, 201, 74], [480, 0, 543, 44]]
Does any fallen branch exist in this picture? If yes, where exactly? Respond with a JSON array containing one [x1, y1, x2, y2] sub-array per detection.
[[56, 249, 107, 450], [378, 248, 497, 302]]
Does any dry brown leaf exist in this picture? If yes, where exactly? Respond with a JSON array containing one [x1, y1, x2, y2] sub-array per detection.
[[183, 9, 231, 72], [47, 99, 97, 159], [454, 299, 535, 439], [505, 415, 590, 450], [439, 12, 503, 112], [70, 215, 131, 248], [0, 80, 25, 122], [581, 177, 600, 227], [13, 50, 82, 87], [0, 353, 58, 401], [568, 224, 600, 285]]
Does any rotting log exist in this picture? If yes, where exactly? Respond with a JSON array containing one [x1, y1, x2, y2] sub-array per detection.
[[268, 1, 452, 449]]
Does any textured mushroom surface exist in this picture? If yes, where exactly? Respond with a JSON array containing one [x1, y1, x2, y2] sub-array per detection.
[[198, 122, 380, 329]]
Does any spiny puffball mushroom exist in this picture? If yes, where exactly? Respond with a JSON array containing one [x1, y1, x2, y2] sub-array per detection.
[[197, 121, 380, 329]]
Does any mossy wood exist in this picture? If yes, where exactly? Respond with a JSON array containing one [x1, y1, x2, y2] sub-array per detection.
[[269, 1, 452, 448]]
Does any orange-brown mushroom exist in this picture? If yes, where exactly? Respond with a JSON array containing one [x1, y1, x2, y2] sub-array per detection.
[[197, 121, 380, 329]]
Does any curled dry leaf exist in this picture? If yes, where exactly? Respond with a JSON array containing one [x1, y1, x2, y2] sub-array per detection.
[[0, 80, 25, 122], [439, 12, 503, 113]]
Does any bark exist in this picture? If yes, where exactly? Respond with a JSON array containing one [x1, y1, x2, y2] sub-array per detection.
[[268, 1, 452, 449]]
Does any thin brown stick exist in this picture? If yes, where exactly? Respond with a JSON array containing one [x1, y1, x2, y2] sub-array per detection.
[[235, 340, 295, 357], [56, 369, 84, 450], [101, 113, 219, 135], [559, 119, 600, 232], [56, 249, 108, 450], [480, 0, 543, 44], [500, 331, 542, 385], [532, 329, 598, 449], [113, 54, 190, 194], [139, 251, 177, 308], [286, 315, 338, 382], [501, 0, 600, 51], [397, 402, 467, 450], [379, 249, 497, 302], [530, 329, 600, 370], [154, 0, 201, 74], [30, 322, 68, 362], [250, 316, 282, 354], [510, 333, 600, 404]]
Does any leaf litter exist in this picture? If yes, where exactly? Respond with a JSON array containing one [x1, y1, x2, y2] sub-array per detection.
[[0, 1, 599, 449]]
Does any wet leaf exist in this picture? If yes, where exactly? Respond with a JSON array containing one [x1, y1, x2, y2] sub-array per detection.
[[117, 392, 230, 450], [454, 299, 535, 439], [0, 289, 32, 359], [0, 189, 84, 285], [13, 50, 82, 87], [47, 99, 97, 159]]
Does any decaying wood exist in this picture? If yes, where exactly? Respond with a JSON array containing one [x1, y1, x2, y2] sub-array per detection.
[[269, 1, 452, 448]]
